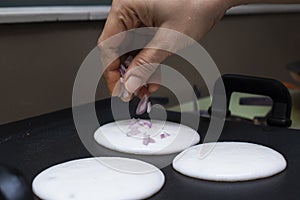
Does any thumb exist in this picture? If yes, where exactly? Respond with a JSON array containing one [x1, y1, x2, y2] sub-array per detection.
[[124, 48, 171, 94]]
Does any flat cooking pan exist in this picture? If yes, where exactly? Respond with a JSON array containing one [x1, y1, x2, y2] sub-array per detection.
[[0, 74, 300, 200]]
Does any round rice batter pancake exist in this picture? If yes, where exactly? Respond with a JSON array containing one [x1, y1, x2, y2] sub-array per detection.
[[94, 119, 200, 155], [173, 142, 287, 182], [32, 157, 165, 200]]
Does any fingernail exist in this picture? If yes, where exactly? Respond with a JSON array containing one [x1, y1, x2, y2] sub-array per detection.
[[125, 76, 144, 93]]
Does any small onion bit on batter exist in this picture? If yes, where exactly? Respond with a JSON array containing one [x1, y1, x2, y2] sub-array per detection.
[[160, 131, 171, 139], [143, 134, 156, 146]]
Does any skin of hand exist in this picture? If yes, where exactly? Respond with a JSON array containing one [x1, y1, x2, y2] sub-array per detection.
[[98, 0, 300, 101], [98, 0, 230, 101]]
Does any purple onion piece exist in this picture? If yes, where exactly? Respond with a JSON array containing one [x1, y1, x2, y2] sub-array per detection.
[[143, 135, 156, 146], [121, 63, 127, 70], [160, 131, 171, 139], [147, 101, 152, 113], [119, 64, 126, 77], [136, 95, 149, 115], [118, 58, 130, 99]]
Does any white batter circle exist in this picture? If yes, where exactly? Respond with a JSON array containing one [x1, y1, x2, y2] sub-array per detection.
[[94, 120, 200, 155], [173, 142, 287, 182], [32, 157, 165, 200]]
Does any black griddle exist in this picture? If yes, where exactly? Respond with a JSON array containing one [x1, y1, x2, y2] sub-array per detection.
[[1, 74, 300, 200], [0, 101, 300, 200]]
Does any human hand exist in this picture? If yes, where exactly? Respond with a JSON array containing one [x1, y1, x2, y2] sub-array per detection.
[[98, 0, 231, 101]]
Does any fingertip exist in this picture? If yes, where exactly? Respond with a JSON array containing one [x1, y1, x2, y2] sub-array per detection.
[[125, 76, 144, 94], [120, 94, 134, 102], [148, 83, 160, 93], [110, 79, 134, 102]]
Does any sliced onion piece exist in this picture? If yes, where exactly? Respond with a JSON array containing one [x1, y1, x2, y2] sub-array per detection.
[[147, 101, 152, 113], [119, 64, 126, 77], [160, 131, 171, 139], [136, 95, 149, 115]]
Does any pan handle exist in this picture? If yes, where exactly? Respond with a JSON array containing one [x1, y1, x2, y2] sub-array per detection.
[[212, 74, 292, 127]]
